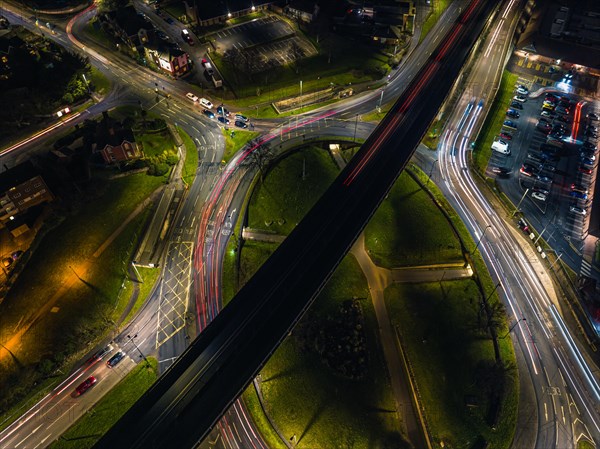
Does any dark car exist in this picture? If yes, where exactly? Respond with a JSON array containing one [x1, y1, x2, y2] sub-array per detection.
[[581, 150, 596, 161], [492, 166, 510, 177], [533, 187, 550, 196], [520, 164, 536, 177], [106, 351, 125, 368], [75, 376, 97, 396], [570, 191, 588, 200], [556, 115, 571, 124], [584, 129, 598, 138], [588, 112, 599, 121], [218, 116, 230, 125], [203, 109, 215, 119], [518, 218, 530, 233], [87, 344, 113, 364], [571, 184, 589, 194], [164, 16, 175, 24], [503, 120, 517, 128], [506, 109, 520, 118], [235, 120, 248, 129], [581, 157, 595, 167], [217, 106, 229, 116], [510, 101, 523, 110], [579, 165, 594, 174], [582, 141, 597, 151]]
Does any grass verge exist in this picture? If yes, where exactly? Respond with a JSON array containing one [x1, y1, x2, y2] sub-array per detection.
[[386, 282, 517, 448], [247, 146, 339, 235], [48, 358, 158, 449], [364, 171, 463, 267], [241, 385, 287, 449], [179, 127, 198, 185], [123, 267, 161, 323], [88, 66, 111, 96], [473, 71, 519, 174], [222, 129, 261, 163], [420, 0, 452, 44]]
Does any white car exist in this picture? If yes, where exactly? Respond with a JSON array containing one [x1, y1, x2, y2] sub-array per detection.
[[531, 192, 547, 202], [185, 92, 199, 102], [516, 87, 529, 96], [588, 112, 599, 121], [513, 95, 527, 103], [200, 98, 213, 109], [492, 140, 510, 155], [570, 205, 587, 216]]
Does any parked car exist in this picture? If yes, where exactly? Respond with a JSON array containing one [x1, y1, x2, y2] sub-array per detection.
[[200, 98, 213, 109], [536, 174, 553, 183], [531, 191, 547, 201], [499, 132, 512, 140], [181, 29, 194, 45], [217, 106, 229, 116], [570, 205, 587, 216], [506, 109, 520, 118], [579, 164, 594, 174], [584, 129, 598, 138], [185, 92, 199, 103], [582, 141, 597, 151], [106, 351, 125, 368], [516, 86, 529, 95], [491, 166, 511, 176], [75, 376, 97, 396], [556, 115, 571, 124], [555, 106, 570, 115], [542, 103, 555, 111], [203, 109, 215, 119], [541, 110, 555, 118], [581, 151, 596, 161], [533, 187, 550, 196], [581, 157, 595, 167], [571, 184, 589, 194], [587, 112, 599, 121], [510, 101, 523, 110], [503, 120, 517, 128], [570, 191, 588, 200], [513, 95, 527, 103], [217, 116, 230, 125], [520, 164, 536, 177], [235, 114, 249, 122], [235, 120, 248, 129]]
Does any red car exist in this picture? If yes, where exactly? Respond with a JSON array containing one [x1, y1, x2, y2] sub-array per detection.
[[579, 165, 593, 175], [75, 376, 97, 396], [499, 132, 512, 140]]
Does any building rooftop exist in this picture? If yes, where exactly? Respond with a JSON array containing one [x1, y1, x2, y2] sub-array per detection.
[[197, 0, 272, 21], [0, 161, 40, 193]]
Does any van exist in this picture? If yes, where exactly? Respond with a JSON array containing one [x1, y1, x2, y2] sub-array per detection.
[[200, 98, 213, 109], [492, 140, 510, 155]]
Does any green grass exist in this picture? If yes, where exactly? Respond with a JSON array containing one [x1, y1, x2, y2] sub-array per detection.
[[578, 440, 595, 449], [179, 127, 198, 185], [212, 40, 389, 106], [222, 129, 260, 163], [162, 3, 187, 21], [420, 0, 452, 44], [88, 66, 110, 96], [386, 281, 517, 449], [228, 11, 265, 26], [49, 358, 158, 449], [241, 385, 287, 449], [239, 240, 279, 286], [136, 129, 176, 158], [473, 71, 519, 174], [247, 146, 339, 235], [83, 20, 115, 50], [257, 256, 406, 449], [123, 267, 161, 323], [361, 100, 394, 122], [364, 171, 464, 268]]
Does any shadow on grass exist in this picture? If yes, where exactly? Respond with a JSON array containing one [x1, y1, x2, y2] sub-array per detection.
[[298, 399, 327, 444]]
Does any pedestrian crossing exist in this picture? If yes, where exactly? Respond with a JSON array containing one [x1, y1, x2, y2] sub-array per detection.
[[581, 259, 593, 277]]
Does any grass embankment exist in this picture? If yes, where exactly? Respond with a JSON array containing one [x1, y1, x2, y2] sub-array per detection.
[[420, 0, 452, 44], [122, 266, 161, 323], [473, 71, 519, 174], [364, 172, 463, 267], [247, 146, 339, 235], [386, 281, 517, 449], [49, 358, 159, 449], [212, 38, 390, 108], [179, 128, 198, 185], [222, 129, 261, 163], [361, 100, 394, 123], [88, 67, 110, 96], [136, 129, 176, 158], [228, 11, 265, 26]]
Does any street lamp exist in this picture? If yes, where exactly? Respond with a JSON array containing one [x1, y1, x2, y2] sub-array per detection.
[[299, 80, 303, 111], [501, 318, 526, 338], [127, 334, 149, 366], [474, 224, 492, 252], [427, 159, 438, 185]]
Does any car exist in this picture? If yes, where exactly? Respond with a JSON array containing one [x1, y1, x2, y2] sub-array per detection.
[[541, 110, 555, 118], [581, 157, 595, 167], [542, 103, 555, 112], [2, 257, 13, 268], [164, 16, 174, 24], [235, 120, 248, 129], [536, 174, 552, 183], [570, 191, 588, 200], [586, 125, 598, 133], [185, 92, 199, 103], [513, 95, 527, 103], [181, 29, 194, 45], [235, 114, 249, 122], [516, 87, 529, 95], [491, 166, 511, 176], [533, 187, 550, 196], [544, 96, 558, 103], [503, 120, 517, 128], [11, 250, 23, 260], [202, 58, 215, 76], [217, 106, 229, 116], [579, 165, 594, 174], [203, 109, 215, 119], [155, 30, 169, 41], [549, 132, 563, 140], [584, 129, 598, 138], [571, 184, 589, 194], [506, 109, 520, 118], [518, 218, 530, 233], [75, 376, 97, 396], [199, 98, 213, 109], [520, 164, 536, 177], [527, 153, 544, 165], [217, 116, 230, 125], [555, 107, 570, 115], [106, 351, 125, 368], [492, 140, 510, 154], [499, 132, 512, 140], [543, 100, 555, 107], [540, 151, 559, 162], [510, 101, 523, 110], [588, 112, 599, 121], [570, 205, 587, 216], [556, 115, 571, 124], [582, 141, 597, 151], [531, 192, 547, 202], [581, 151, 596, 161]]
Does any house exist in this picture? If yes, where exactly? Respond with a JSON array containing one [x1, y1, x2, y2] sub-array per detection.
[[285, 0, 319, 23], [95, 126, 142, 164], [101, 5, 152, 50], [0, 33, 26, 80], [0, 161, 54, 225], [145, 41, 191, 78], [185, 0, 273, 27]]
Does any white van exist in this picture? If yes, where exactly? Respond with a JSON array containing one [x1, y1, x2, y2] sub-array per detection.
[[200, 98, 213, 109], [492, 140, 510, 155]]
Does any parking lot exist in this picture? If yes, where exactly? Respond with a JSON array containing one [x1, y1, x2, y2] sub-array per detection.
[[211, 17, 316, 72], [488, 78, 599, 245]]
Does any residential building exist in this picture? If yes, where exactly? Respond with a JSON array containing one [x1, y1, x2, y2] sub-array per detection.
[[184, 0, 273, 27], [285, 0, 319, 23], [0, 161, 53, 225], [101, 5, 152, 50], [145, 42, 191, 77], [95, 126, 142, 165]]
